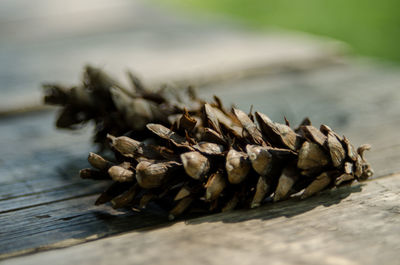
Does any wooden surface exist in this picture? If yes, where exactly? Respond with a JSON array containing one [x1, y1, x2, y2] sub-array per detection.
[[1, 61, 400, 263], [1, 0, 400, 264], [0, 112, 168, 257], [4, 173, 400, 265], [0, 0, 343, 113]]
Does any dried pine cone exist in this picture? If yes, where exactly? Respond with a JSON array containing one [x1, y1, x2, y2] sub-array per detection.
[[43, 65, 200, 148], [44, 66, 373, 220]]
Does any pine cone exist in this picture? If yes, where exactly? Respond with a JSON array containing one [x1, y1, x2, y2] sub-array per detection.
[[44, 66, 373, 220], [43, 65, 200, 148]]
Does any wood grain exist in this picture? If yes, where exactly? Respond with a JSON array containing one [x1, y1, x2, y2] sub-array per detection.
[[1, 61, 400, 259], [4, 174, 400, 265], [0, 112, 167, 257], [0, 195, 167, 258]]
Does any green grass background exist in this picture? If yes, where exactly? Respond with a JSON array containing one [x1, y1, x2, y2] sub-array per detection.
[[158, 0, 400, 62]]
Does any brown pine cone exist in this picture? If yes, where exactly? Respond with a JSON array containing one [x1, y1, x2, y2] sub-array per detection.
[[44, 66, 373, 220]]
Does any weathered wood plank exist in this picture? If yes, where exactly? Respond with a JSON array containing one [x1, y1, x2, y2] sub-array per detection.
[[0, 0, 344, 113], [0, 111, 92, 185], [0, 111, 162, 258], [4, 174, 400, 265], [1, 61, 400, 259], [0, 195, 167, 258], [0, 180, 107, 214]]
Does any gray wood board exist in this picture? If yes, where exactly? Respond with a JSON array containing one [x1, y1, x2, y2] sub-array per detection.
[[0, 195, 167, 257], [0, 112, 167, 256], [1, 62, 400, 259], [0, 0, 343, 112], [4, 174, 400, 265]]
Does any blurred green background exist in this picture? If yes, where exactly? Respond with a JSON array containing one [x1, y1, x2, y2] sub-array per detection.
[[158, 0, 400, 62]]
